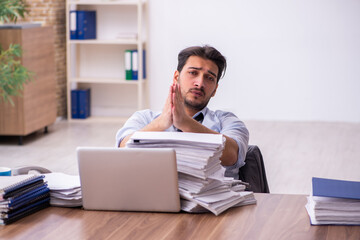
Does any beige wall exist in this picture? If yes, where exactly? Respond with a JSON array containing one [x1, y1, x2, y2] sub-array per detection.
[[23, 0, 67, 117]]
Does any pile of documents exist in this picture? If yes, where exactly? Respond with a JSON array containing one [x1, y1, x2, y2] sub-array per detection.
[[127, 131, 256, 215], [44, 173, 82, 207], [305, 177, 360, 225], [0, 175, 50, 225]]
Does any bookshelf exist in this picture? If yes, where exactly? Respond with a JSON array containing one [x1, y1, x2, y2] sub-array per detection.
[[66, 0, 147, 121]]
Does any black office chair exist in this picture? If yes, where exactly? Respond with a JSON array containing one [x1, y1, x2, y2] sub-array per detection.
[[238, 145, 270, 193]]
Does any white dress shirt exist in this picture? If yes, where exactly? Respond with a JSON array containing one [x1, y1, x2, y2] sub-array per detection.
[[115, 107, 249, 179]]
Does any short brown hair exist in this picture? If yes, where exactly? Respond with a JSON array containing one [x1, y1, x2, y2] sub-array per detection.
[[177, 45, 227, 83]]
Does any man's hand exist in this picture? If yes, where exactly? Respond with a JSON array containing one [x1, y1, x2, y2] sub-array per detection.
[[140, 85, 173, 132], [171, 83, 192, 131], [156, 85, 173, 129]]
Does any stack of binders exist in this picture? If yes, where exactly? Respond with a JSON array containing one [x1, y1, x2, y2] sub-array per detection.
[[124, 49, 146, 80], [0, 175, 50, 225], [69, 10, 96, 40], [71, 88, 91, 119], [126, 131, 256, 215], [305, 177, 360, 225]]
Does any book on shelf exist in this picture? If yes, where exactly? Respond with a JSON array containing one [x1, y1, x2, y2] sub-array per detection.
[[124, 49, 146, 80], [71, 90, 79, 118], [305, 177, 360, 225], [70, 10, 96, 40], [71, 89, 91, 119], [125, 50, 132, 80], [0, 175, 50, 225]]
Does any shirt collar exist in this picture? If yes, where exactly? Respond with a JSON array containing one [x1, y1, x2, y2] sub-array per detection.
[[192, 107, 208, 119]]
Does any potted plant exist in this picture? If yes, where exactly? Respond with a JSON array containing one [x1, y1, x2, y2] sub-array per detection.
[[0, 0, 33, 105]]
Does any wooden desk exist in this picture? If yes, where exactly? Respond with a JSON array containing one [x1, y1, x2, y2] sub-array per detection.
[[1, 193, 359, 240]]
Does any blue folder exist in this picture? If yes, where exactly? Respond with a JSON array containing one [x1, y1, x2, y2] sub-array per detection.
[[71, 89, 91, 119], [71, 90, 79, 118], [130, 50, 146, 80], [1, 175, 45, 198], [69, 10, 96, 40], [312, 177, 360, 200], [5, 185, 50, 207], [78, 89, 91, 119], [77, 11, 96, 40]]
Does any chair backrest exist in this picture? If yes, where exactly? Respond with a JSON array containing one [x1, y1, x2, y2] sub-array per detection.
[[238, 145, 270, 193]]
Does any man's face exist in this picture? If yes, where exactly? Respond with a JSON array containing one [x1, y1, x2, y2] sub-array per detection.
[[175, 56, 219, 111]]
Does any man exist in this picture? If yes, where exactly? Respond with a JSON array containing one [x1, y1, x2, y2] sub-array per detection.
[[116, 45, 249, 179]]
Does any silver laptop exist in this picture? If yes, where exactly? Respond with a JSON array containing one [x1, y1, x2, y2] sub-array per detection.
[[77, 147, 180, 212]]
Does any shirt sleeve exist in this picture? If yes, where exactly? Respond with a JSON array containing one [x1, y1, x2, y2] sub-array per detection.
[[215, 111, 249, 179], [115, 110, 158, 147]]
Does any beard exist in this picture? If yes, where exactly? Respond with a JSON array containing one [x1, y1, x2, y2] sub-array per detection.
[[183, 88, 212, 111], [184, 97, 210, 111]]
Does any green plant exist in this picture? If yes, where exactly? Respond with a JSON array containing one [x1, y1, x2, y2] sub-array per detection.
[[0, 0, 32, 105], [0, 44, 33, 105], [0, 0, 29, 24]]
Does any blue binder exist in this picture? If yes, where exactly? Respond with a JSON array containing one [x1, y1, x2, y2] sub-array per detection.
[[5, 196, 50, 219], [69, 11, 78, 40], [0, 197, 50, 225], [4, 185, 49, 207], [131, 50, 146, 80], [0, 175, 45, 199], [69, 11, 96, 40], [0, 175, 49, 225], [77, 11, 96, 40], [71, 90, 79, 118], [78, 89, 91, 119], [312, 177, 360, 200]]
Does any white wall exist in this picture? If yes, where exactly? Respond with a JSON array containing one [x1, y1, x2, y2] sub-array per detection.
[[147, 0, 360, 122]]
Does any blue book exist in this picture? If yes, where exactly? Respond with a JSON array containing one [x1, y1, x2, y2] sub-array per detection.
[[0, 175, 45, 200], [125, 50, 132, 80], [3, 191, 49, 213], [131, 50, 138, 80], [3, 180, 45, 200], [131, 50, 146, 80], [78, 89, 91, 119], [0, 198, 50, 225], [4, 196, 50, 219], [69, 11, 78, 39], [5, 185, 49, 207], [77, 11, 96, 40], [71, 90, 79, 118], [312, 177, 360, 200], [142, 50, 146, 79]]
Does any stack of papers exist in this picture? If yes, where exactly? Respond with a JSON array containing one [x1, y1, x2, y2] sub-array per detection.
[[181, 191, 256, 213], [0, 175, 50, 225], [127, 131, 256, 215], [305, 177, 360, 225], [44, 173, 82, 207]]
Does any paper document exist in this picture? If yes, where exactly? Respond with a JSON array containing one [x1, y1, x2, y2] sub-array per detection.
[[44, 173, 82, 207], [126, 131, 256, 215]]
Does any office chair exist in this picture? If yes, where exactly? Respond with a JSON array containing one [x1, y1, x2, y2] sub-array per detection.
[[238, 145, 270, 193]]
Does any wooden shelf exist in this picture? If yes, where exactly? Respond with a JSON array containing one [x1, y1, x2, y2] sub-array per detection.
[[70, 77, 145, 84], [68, 0, 144, 6], [69, 38, 138, 45]]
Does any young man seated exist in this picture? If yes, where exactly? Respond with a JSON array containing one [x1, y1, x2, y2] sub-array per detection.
[[116, 45, 249, 179]]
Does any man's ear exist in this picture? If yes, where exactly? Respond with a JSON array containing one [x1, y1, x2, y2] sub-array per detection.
[[173, 70, 179, 84]]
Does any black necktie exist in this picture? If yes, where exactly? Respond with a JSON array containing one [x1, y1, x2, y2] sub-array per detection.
[[176, 113, 204, 132], [194, 113, 204, 123]]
